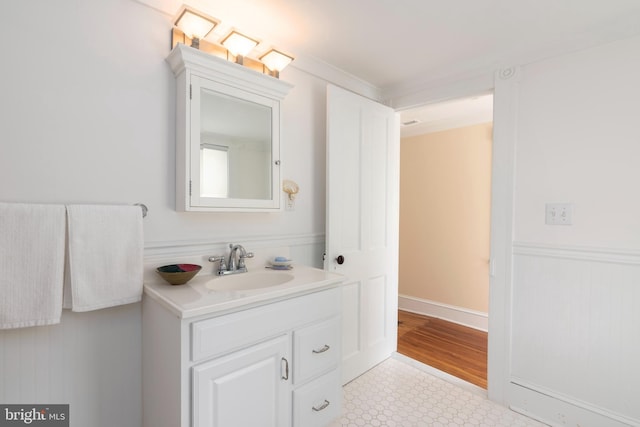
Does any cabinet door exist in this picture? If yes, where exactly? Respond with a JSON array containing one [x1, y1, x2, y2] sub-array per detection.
[[193, 335, 290, 427], [190, 75, 281, 211]]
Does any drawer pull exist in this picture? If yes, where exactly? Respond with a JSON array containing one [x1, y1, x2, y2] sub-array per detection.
[[312, 400, 330, 412], [312, 344, 330, 354], [281, 357, 289, 380]]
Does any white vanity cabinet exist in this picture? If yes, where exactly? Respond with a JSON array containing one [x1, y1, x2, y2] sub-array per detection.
[[142, 284, 342, 427]]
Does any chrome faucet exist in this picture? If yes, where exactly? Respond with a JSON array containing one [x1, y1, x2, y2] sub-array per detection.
[[208, 244, 254, 276]]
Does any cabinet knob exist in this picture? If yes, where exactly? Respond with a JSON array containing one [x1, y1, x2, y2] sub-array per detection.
[[336, 255, 345, 265]]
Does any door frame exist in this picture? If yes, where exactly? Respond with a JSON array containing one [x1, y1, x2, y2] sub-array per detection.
[[389, 67, 519, 405]]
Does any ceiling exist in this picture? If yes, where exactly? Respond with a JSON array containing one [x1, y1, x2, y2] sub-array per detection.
[[140, 0, 640, 133], [400, 94, 493, 138], [143, 0, 640, 93]]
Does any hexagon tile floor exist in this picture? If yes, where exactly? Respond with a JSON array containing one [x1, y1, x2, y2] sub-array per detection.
[[328, 356, 547, 427]]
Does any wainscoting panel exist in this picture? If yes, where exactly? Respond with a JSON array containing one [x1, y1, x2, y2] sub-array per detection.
[[509, 242, 640, 426], [0, 304, 142, 427]]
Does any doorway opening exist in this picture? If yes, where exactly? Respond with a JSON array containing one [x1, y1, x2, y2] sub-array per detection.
[[396, 93, 494, 389]]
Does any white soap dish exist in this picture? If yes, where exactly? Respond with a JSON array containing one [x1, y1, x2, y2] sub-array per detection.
[[269, 257, 293, 269]]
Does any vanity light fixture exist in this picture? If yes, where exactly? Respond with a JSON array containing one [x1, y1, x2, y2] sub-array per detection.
[[170, 5, 294, 78], [221, 30, 259, 65], [260, 49, 294, 78], [173, 5, 219, 49]]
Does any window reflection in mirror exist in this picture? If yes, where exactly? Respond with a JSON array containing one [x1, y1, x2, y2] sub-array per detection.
[[200, 144, 228, 198], [200, 88, 272, 200]]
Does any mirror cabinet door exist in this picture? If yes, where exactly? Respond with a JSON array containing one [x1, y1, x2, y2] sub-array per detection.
[[190, 76, 280, 210]]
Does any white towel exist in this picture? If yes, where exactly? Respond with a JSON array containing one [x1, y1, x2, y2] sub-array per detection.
[[63, 205, 143, 312], [0, 203, 66, 329]]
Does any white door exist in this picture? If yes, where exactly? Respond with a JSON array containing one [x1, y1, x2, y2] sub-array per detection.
[[192, 335, 290, 427], [325, 84, 400, 384]]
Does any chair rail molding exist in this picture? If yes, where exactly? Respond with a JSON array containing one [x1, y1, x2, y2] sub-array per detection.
[[513, 241, 640, 265], [143, 233, 326, 278], [144, 233, 325, 259]]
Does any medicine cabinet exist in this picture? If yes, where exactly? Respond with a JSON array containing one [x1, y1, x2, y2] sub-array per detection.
[[167, 44, 293, 211]]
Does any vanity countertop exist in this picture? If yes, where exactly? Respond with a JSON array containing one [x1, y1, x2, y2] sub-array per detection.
[[143, 265, 344, 319]]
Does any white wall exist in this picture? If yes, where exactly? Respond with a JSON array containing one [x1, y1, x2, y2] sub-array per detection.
[[0, 1, 335, 426], [506, 35, 640, 426], [0, 0, 328, 246], [514, 37, 640, 249]]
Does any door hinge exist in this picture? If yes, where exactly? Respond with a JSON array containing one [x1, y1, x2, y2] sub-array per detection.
[[189, 84, 192, 100], [189, 180, 192, 196]]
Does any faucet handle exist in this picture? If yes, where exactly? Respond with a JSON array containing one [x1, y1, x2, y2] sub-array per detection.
[[237, 252, 254, 269], [208, 256, 227, 273]]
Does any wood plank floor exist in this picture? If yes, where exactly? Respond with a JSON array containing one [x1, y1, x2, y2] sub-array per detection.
[[397, 310, 488, 389]]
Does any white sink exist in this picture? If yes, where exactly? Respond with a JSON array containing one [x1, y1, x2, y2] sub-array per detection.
[[205, 271, 294, 291]]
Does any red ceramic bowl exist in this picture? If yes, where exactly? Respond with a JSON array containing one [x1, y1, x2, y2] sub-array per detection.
[[156, 264, 202, 285]]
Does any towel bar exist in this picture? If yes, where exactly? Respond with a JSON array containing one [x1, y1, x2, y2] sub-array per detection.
[[135, 203, 148, 218]]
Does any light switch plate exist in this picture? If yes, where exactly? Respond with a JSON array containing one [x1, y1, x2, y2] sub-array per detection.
[[545, 203, 572, 225]]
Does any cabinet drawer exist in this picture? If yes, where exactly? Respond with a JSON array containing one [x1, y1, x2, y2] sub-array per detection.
[[293, 316, 340, 384], [191, 287, 340, 362], [293, 369, 341, 427]]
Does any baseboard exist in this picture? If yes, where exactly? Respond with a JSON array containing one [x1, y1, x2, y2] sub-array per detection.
[[509, 380, 638, 427], [398, 294, 488, 332]]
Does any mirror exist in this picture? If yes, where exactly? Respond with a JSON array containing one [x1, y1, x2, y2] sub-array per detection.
[[199, 89, 272, 200], [190, 77, 279, 210]]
